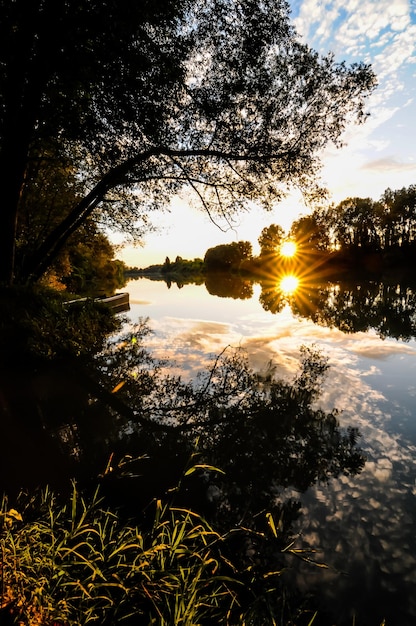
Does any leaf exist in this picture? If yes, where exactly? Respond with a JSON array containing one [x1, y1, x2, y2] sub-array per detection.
[[184, 464, 225, 476], [307, 611, 318, 625], [266, 512, 278, 538], [111, 381, 126, 393], [5, 509, 23, 522], [263, 569, 284, 578]]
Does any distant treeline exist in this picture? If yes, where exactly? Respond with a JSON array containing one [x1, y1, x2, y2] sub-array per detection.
[[125, 256, 205, 287], [126, 185, 416, 277]]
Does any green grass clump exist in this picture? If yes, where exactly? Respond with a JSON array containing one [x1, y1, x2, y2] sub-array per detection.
[[0, 483, 242, 625], [0, 485, 389, 626]]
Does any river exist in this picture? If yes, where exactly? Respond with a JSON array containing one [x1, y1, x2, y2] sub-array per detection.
[[124, 274, 416, 626], [2, 271, 416, 624]]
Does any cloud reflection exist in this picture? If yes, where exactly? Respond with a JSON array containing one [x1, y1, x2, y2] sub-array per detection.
[[126, 293, 416, 622]]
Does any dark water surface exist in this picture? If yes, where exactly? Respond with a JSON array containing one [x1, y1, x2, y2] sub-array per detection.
[[2, 272, 416, 624]]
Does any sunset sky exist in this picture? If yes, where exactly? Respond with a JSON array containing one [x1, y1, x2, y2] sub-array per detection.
[[120, 0, 416, 268]]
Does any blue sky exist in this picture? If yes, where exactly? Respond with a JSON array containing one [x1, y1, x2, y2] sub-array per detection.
[[290, 0, 416, 200], [120, 0, 416, 267]]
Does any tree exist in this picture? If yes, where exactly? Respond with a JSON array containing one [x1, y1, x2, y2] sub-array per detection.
[[328, 197, 381, 251], [289, 210, 331, 251], [204, 241, 252, 270], [380, 185, 416, 249], [322, 186, 416, 253], [0, 0, 376, 286], [205, 272, 253, 299], [258, 223, 285, 257], [15, 142, 124, 292], [60, 228, 127, 295]]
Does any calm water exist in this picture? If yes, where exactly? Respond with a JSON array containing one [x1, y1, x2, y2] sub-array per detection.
[[126, 275, 416, 625]]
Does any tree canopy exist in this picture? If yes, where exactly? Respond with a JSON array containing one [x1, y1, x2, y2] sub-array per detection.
[[258, 223, 286, 257], [287, 184, 416, 254], [0, 0, 376, 285], [204, 240, 252, 270]]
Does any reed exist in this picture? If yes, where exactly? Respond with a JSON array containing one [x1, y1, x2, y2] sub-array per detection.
[[0, 482, 241, 625], [1, 485, 387, 625]]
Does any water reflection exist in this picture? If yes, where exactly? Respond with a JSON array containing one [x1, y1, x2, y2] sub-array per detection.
[[201, 269, 416, 341], [0, 320, 366, 618], [279, 274, 299, 295], [111, 279, 416, 623], [272, 274, 416, 341], [3, 272, 416, 623], [205, 271, 253, 299]]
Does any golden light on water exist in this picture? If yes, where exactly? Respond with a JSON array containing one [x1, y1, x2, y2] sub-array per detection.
[[279, 274, 299, 295], [280, 241, 297, 258]]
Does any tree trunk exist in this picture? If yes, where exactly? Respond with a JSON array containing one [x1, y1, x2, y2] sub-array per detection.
[[21, 181, 110, 284], [0, 198, 19, 286], [0, 135, 30, 286]]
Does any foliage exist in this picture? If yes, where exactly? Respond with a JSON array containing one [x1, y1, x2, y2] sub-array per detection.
[[0, 477, 329, 626], [15, 139, 128, 292], [160, 256, 205, 285], [60, 232, 127, 296], [204, 241, 253, 270], [258, 223, 286, 257], [0, 484, 235, 625], [287, 185, 416, 256], [0, 0, 376, 285], [289, 211, 331, 252], [0, 285, 120, 364], [125, 258, 205, 288], [380, 185, 416, 249], [161, 256, 204, 274]]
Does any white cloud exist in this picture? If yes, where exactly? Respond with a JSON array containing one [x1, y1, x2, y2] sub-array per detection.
[[292, 0, 416, 189], [125, 291, 416, 419], [373, 25, 416, 80], [294, 0, 413, 59], [362, 156, 416, 172], [313, 6, 341, 44]]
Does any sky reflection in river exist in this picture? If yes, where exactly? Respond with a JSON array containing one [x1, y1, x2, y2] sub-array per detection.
[[125, 276, 416, 623]]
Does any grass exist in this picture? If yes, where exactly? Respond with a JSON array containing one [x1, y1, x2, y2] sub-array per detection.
[[0, 481, 244, 625], [0, 476, 328, 626], [1, 484, 389, 626]]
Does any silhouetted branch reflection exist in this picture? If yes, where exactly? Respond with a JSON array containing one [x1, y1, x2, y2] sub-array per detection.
[[296, 278, 416, 340], [0, 314, 366, 620], [1, 318, 365, 522], [92, 337, 366, 620], [81, 328, 364, 525]]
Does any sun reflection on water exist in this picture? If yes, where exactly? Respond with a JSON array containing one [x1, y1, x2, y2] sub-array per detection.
[[279, 274, 299, 295]]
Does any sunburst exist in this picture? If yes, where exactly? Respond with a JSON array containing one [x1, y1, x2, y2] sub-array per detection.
[[279, 274, 299, 295], [280, 241, 297, 258]]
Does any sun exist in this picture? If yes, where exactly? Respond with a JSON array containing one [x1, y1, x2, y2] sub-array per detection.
[[280, 241, 297, 258], [279, 274, 299, 295]]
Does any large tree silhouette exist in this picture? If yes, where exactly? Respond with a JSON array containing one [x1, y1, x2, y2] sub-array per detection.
[[0, 0, 376, 285]]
